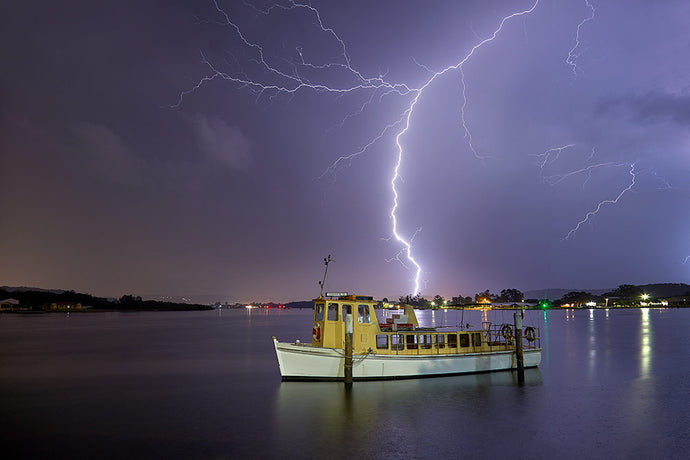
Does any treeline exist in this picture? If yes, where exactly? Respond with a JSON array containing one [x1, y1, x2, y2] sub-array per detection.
[[394, 283, 690, 309], [552, 284, 690, 308], [0, 288, 212, 311], [396, 288, 525, 309]]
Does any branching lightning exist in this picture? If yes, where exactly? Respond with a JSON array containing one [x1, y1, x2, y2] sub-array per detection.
[[383, 227, 423, 270], [544, 161, 623, 187], [564, 163, 637, 241], [566, 0, 596, 77], [532, 144, 576, 177], [534, 144, 638, 240]]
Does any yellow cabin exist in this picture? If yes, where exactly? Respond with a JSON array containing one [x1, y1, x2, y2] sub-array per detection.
[[309, 294, 538, 356]]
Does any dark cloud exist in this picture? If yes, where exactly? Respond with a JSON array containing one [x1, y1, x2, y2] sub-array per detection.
[[598, 91, 690, 125]]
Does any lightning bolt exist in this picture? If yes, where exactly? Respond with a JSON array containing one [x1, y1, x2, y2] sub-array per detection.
[[313, 0, 542, 294], [386, 0, 541, 294], [566, 0, 596, 77], [564, 163, 637, 240], [173, 0, 576, 296]]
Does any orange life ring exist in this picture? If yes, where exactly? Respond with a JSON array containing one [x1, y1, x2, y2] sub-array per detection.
[[501, 324, 513, 340], [312, 323, 321, 341], [524, 326, 536, 342]]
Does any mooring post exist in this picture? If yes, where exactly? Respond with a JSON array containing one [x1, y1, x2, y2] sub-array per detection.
[[344, 313, 353, 386], [514, 310, 525, 385]]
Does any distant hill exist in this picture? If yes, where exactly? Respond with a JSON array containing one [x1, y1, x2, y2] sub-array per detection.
[[634, 283, 690, 298], [1, 286, 65, 295], [524, 287, 613, 301], [525, 283, 690, 301], [0, 286, 212, 311], [285, 300, 313, 309]]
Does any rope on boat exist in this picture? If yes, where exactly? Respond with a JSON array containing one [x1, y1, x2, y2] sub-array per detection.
[[332, 347, 374, 364]]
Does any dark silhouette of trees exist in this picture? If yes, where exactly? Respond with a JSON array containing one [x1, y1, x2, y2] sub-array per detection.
[[499, 289, 524, 303], [398, 294, 430, 308], [431, 294, 445, 308], [605, 284, 643, 299], [451, 294, 472, 305], [559, 291, 594, 307], [474, 290, 495, 303]]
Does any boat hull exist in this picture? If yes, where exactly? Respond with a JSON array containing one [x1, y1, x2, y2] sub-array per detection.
[[273, 338, 541, 381]]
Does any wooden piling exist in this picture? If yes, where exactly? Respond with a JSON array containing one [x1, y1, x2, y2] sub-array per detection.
[[344, 313, 353, 385], [514, 310, 525, 385]]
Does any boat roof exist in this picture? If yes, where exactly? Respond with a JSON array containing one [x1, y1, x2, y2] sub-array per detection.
[[313, 295, 375, 302]]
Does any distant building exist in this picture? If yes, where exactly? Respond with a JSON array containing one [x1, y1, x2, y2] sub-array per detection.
[[40, 302, 83, 311], [0, 298, 20, 309]]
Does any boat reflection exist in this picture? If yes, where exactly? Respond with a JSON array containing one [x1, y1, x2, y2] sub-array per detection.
[[274, 370, 543, 419], [272, 369, 542, 455]]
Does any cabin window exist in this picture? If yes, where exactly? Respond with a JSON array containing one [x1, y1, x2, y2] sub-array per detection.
[[435, 334, 445, 348], [447, 334, 458, 348], [391, 334, 404, 350], [459, 333, 470, 347], [472, 332, 482, 347], [342, 304, 352, 321], [357, 305, 370, 323], [314, 303, 325, 321], [327, 303, 338, 321], [406, 334, 418, 350], [376, 335, 388, 349], [420, 334, 432, 349]]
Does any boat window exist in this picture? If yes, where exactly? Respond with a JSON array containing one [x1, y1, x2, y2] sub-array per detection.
[[342, 304, 352, 321], [472, 332, 482, 347], [327, 303, 338, 321], [459, 333, 469, 347], [314, 303, 324, 321], [406, 334, 418, 350], [376, 335, 388, 350], [420, 334, 432, 349], [447, 334, 458, 348], [357, 305, 370, 323], [391, 334, 404, 350], [435, 334, 445, 348]]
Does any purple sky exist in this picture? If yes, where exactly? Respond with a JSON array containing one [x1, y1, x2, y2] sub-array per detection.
[[1, 0, 689, 302]]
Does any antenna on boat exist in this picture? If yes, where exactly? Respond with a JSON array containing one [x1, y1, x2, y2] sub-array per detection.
[[318, 254, 333, 298]]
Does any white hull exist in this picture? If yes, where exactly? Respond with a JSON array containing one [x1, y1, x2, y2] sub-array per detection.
[[273, 338, 541, 381]]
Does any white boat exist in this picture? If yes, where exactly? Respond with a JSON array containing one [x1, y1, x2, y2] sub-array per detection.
[[273, 294, 541, 381]]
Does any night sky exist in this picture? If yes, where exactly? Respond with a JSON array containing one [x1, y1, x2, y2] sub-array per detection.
[[2, 0, 689, 302]]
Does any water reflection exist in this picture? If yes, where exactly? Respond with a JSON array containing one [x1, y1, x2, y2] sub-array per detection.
[[640, 308, 651, 378], [273, 370, 543, 455], [3, 308, 688, 459], [588, 309, 596, 383]]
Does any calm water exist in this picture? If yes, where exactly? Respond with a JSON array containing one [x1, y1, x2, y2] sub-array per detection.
[[1, 308, 689, 459]]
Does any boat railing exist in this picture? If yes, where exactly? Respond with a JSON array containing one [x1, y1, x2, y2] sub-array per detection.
[[373, 323, 540, 354], [483, 323, 541, 350]]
